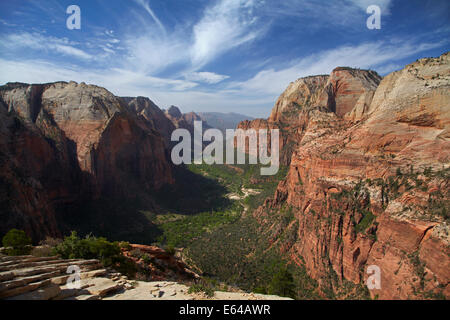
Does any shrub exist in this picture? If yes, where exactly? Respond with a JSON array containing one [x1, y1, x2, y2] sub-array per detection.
[[2, 229, 32, 256], [52, 231, 137, 277], [188, 283, 215, 297], [355, 211, 376, 234], [39, 236, 62, 247], [119, 241, 132, 250], [165, 245, 176, 256], [129, 248, 144, 259], [267, 267, 296, 299], [53, 231, 121, 265], [253, 286, 268, 294], [31, 246, 54, 257], [141, 254, 151, 264]]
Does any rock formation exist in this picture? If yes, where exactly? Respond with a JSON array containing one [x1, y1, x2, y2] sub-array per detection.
[[0, 82, 174, 242], [236, 68, 382, 165], [122, 96, 176, 147], [164, 105, 211, 135], [0, 253, 290, 300], [239, 52, 449, 299]]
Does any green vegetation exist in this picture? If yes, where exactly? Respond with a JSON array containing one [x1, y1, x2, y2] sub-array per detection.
[[178, 159, 331, 299], [378, 166, 449, 221], [185, 213, 319, 299], [152, 159, 288, 249], [331, 181, 378, 237], [53, 231, 137, 277], [187, 278, 222, 297], [266, 266, 296, 299], [2, 229, 32, 256], [355, 210, 376, 234], [188, 283, 215, 297], [155, 205, 241, 247]]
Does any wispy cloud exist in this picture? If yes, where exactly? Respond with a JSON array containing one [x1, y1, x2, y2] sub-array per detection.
[[260, 0, 392, 29], [0, 35, 446, 118], [190, 0, 264, 69], [134, 0, 166, 35], [0, 33, 93, 60], [0, 0, 448, 118], [0, 59, 198, 93], [347, 0, 392, 13], [230, 38, 447, 95], [123, 31, 189, 74], [184, 72, 230, 84]]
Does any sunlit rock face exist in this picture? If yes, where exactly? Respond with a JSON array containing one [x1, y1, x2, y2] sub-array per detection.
[[0, 81, 174, 241], [236, 67, 381, 166], [242, 52, 450, 299]]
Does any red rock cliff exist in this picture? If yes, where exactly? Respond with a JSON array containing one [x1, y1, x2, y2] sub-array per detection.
[[0, 82, 174, 241], [245, 53, 450, 299]]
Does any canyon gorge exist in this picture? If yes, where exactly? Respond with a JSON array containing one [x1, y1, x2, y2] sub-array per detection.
[[1, 52, 449, 300]]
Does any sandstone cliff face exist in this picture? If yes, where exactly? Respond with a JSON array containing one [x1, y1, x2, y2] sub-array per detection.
[[0, 82, 174, 241], [123, 97, 176, 146], [164, 106, 211, 150], [247, 53, 450, 299], [164, 105, 210, 133], [237, 68, 381, 165]]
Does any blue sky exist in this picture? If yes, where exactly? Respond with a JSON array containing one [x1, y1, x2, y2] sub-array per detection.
[[0, 0, 449, 117]]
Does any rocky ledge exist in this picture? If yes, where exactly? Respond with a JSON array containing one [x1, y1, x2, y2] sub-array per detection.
[[0, 254, 291, 300]]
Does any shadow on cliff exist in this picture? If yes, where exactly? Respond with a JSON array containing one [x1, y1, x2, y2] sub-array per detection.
[[153, 164, 232, 214], [58, 164, 231, 245]]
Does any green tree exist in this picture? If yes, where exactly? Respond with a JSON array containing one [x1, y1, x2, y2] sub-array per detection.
[[267, 267, 297, 299], [2, 229, 32, 256]]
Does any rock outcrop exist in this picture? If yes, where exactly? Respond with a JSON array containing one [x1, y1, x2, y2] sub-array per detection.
[[240, 52, 450, 299], [0, 254, 290, 300], [164, 105, 211, 135], [121, 244, 199, 282], [122, 96, 176, 147], [236, 68, 382, 165], [0, 254, 121, 300], [0, 82, 174, 241]]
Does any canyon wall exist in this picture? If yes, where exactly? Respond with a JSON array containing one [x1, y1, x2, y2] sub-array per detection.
[[0, 82, 174, 241], [241, 53, 449, 299]]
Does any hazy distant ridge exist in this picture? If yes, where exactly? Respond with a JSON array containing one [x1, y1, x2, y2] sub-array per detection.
[[198, 112, 254, 134]]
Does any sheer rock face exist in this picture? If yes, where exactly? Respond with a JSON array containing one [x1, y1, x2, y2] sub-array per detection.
[[164, 106, 211, 149], [122, 96, 176, 147], [0, 82, 174, 241], [249, 53, 450, 299], [329, 67, 381, 118], [236, 69, 381, 165], [164, 105, 209, 132]]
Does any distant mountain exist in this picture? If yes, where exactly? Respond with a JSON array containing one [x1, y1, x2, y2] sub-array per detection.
[[164, 106, 209, 130], [197, 112, 254, 134], [164, 106, 211, 148]]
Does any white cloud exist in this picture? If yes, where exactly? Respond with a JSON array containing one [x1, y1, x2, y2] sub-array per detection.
[[184, 72, 230, 84], [0, 59, 198, 95], [261, 0, 392, 29], [0, 33, 93, 60], [123, 32, 189, 74], [0, 0, 447, 119], [134, 0, 166, 35], [347, 0, 392, 13], [230, 39, 446, 95], [0, 35, 446, 119], [190, 0, 263, 68]]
